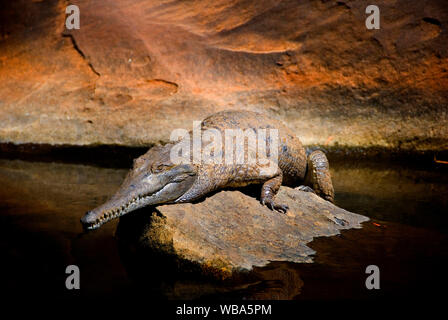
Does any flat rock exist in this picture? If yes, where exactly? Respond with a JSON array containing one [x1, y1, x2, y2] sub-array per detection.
[[120, 187, 368, 277]]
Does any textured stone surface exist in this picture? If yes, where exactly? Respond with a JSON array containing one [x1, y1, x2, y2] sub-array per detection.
[[119, 187, 368, 276], [0, 0, 447, 150]]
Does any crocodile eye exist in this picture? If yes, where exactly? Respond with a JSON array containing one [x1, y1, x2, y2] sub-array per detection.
[[152, 164, 166, 173], [171, 174, 190, 183]]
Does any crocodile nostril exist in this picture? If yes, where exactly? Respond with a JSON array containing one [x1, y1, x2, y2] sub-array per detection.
[[81, 211, 93, 224]]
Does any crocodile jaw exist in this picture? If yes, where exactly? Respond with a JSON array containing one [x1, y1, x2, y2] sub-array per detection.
[[81, 189, 168, 230], [81, 164, 197, 230]]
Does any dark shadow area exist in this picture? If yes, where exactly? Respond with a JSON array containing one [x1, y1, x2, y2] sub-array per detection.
[[0, 143, 148, 168]]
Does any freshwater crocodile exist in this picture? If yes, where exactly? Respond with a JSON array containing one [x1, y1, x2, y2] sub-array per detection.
[[81, 110, 334, 230]]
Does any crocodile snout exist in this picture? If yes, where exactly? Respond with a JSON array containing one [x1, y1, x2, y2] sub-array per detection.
[[81, 210, 99, 230], [81, 210, 94, 224]]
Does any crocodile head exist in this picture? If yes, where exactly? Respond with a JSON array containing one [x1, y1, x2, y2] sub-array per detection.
[[81, 145, 197, 230]]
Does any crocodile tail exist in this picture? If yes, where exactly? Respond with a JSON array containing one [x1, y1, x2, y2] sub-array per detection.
[[305, 150, 335, 203]]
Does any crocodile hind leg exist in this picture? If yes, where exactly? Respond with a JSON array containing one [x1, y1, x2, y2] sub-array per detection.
[[299, 150, 335, 203], [261, 171, 289, 213]]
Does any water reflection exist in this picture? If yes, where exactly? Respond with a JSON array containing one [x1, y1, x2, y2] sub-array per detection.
[[0, 157, 446, 301], [115, 209, 305, 299]]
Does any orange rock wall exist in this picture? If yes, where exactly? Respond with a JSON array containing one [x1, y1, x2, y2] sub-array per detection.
[[0, 0, 447, 150]]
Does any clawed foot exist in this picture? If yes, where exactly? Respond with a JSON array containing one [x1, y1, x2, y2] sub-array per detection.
[[261, 198, 289, 214], [296, 185, 316, 193]]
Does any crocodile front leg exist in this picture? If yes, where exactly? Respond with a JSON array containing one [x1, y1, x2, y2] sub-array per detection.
[[260, 171, 289, 213]]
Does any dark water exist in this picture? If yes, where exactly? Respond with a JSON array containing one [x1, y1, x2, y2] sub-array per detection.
[[0, 150, 447, 303]]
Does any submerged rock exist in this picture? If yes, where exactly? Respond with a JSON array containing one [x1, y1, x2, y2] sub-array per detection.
[[116, 187, 368, 278]]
